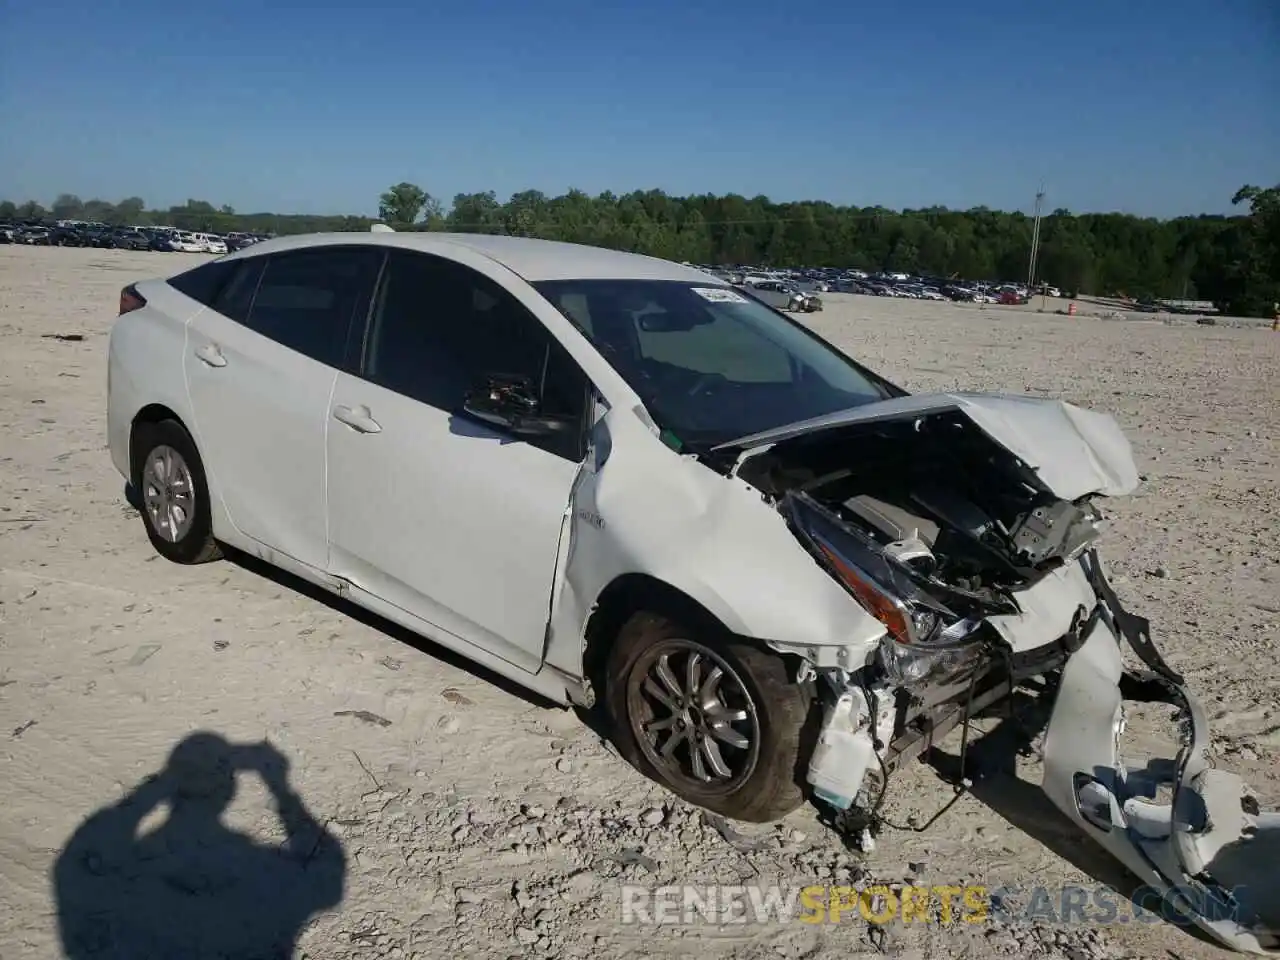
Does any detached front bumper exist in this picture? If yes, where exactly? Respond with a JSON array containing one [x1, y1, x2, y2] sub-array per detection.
[[1043, 605, 1279, 954]]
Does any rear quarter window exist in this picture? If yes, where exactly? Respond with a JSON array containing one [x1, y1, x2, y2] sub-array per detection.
[[210, 258, 265, 324], [167, 259, 235, 306]]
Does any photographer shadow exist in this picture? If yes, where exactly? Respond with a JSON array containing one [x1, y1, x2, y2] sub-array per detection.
[[53, 732, 345, 960]]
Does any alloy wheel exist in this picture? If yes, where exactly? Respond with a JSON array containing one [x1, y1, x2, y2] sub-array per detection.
[[141, 444, 196, 543], [627, 639, 761, 789]]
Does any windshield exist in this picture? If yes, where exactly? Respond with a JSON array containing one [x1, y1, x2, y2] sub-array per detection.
[[532, 279, 895, 448]]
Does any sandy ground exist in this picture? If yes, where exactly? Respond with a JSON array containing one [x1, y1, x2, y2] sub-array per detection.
[[1, 245, 1277, 960]]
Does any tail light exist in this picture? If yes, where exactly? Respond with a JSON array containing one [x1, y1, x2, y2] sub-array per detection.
[[119, 284, 147, 315]]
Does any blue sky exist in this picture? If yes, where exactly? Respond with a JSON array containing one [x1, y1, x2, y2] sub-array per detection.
[[1, 0, 1276, 218]]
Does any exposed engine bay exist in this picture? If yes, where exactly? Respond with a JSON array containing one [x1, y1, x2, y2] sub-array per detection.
[[736, 409, 1107, 605], [715, 410, 1116, 794]]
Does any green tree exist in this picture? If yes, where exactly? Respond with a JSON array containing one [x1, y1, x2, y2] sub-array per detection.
[[420, 194, 445, 230], [117, 197, 147, 224], [81, 199, 117, 222], [448, 191, 503, 233], [51, 194, 85, 220], [1225, 185, 1280, 317], [378, 182, 427, 226]]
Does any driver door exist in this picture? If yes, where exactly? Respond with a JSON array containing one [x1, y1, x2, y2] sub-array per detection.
[[325, 249, 591, 670]]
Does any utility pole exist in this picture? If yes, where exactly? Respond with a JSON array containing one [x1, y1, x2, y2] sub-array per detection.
[[1027, 183, 1045, 300]]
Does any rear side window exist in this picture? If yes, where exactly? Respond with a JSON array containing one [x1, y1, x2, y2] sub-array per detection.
[[167, 259, 235, 305], [244, 247, 382, 368]]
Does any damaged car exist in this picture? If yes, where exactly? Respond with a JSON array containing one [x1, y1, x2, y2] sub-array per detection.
[[107, 230, 1277, 954], [743, 277, 823, 313]]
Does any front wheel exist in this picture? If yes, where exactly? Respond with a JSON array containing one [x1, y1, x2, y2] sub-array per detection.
[[132, 419, 222, 565], [604, 611, 814, 822]]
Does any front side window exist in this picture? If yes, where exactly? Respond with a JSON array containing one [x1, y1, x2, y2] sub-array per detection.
[[361, 250, 590, 459], [244, 248, 381, 367], [532, 279, 895, 449]]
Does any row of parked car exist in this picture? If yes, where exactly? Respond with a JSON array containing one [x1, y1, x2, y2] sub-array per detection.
[[843, 278, 1044, 304], [0, 220, 270, 254], [697, 264, 1057, 306]]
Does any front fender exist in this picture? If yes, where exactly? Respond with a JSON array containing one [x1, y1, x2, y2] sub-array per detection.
[[542, 406, 884, 676]]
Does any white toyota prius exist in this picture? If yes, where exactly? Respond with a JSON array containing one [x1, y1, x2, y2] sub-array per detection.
[[107, 229, 1276, 953]]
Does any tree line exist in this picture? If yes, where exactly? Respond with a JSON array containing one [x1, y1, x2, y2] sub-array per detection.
[[5, 182, 1277, 317]]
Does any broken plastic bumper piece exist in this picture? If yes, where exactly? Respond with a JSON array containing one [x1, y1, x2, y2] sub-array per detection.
[[1043, 612, 1279, 955]]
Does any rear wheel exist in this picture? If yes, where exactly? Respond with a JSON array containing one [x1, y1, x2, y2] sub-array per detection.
[[604, 611, 813, 822], [132, 419, 222, 565]]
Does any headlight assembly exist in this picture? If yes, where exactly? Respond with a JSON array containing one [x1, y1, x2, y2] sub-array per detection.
[[877, 630, 985, 686], [785, 493, 988, 686]]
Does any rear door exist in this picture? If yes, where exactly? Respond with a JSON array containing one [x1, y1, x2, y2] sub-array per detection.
[[183, 245, 382, 571]]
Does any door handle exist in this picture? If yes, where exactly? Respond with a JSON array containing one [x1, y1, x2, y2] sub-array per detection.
[[332, 404, 382, 434], [194, 343, 227, 367]]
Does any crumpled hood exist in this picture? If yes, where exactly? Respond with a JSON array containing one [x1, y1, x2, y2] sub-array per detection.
[[716, 392, 1141, 502]]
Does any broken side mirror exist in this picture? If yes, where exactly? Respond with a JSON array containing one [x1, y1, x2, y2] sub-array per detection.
[[463, 374, 577, 438]]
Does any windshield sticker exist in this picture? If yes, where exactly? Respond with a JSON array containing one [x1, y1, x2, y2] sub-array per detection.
[[692, 287, 748, 304]]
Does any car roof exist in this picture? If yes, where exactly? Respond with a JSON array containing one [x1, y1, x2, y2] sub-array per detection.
[[219, 231, 719, 283]]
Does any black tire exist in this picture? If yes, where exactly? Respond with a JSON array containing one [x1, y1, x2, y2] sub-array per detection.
[[604, 611, 814, 823], [131, 419, 222, 565]]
